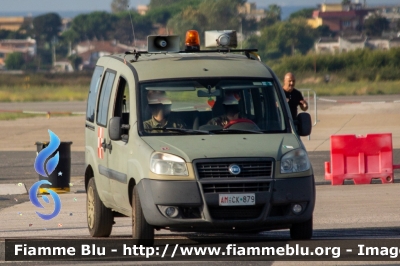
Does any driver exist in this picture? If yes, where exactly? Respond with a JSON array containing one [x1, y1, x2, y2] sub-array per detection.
[[207, 92, 246, 127], [143, 90, 186, 132]]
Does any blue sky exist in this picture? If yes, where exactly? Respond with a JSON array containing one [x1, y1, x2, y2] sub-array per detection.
[[2, 0, 399, 12]]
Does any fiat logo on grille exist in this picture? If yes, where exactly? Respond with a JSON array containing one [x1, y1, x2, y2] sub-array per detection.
[[228, 164, 241, 175]]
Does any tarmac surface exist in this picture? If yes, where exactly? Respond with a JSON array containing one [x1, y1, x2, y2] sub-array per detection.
[[1, 96, 400, 265]]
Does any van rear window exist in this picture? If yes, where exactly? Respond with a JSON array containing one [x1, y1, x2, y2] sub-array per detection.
[[86, 66, 104, 122], [96, 71, 116, 127]]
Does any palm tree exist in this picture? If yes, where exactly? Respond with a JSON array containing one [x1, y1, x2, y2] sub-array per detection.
[[268, 4, 281, 21]]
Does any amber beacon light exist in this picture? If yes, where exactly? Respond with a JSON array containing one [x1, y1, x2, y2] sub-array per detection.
[[185, 30, 200, 52]]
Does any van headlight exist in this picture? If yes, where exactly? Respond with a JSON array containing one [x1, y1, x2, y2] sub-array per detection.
[[150, 152, 188, 176], [280, 149, 310, 173]]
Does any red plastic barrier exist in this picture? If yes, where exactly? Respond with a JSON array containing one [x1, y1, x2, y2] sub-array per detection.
[[325, 133, 397, 185]]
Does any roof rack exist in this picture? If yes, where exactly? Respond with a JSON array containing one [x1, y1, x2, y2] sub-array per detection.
[[124, 48, 260, 62]]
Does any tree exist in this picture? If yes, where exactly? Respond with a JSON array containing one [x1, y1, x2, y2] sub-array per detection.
[[167, 0, 243, 46], [111, 0, 129, 13], [289, 8, 315, 21], [61, 28, 80, 44], [259, 4, 281, 29], [167, 6, 207, 42], [113, 11, 154, 43], [364, 15, 390, 36], [0, 30, 12, 39], [149, 0, 181, 9], [146, 7, 175, 25], [10, 31, 29, 40], [198, 0, 243, 30], [32, 13, 62, 46], [314, 24, 334, 37], [5, 52, 25, 70], [267, 4, 281, 21], [342, 0, 351, 5], [68, 54, 83, 70], [149, 0, 202, 9], [287, 19, 315, 55], [148, 0, 203, 25], [255, 19, 316, 60], [68, 12, 117, 41], [241, 16, 258, 34]]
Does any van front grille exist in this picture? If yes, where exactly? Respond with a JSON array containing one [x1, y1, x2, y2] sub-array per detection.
[[196, 160, 273, 179]]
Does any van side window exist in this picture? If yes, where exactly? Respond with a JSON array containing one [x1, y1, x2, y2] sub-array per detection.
[[86, 66, 104, 122], [113, 77, 130, 137], [96, 71, 116, 127], [113, 77, 129, 118]]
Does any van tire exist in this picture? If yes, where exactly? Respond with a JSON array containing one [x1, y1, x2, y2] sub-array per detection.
[[132, 186, 154, 245], [87, 178, 113, 237], [290, 217, 313, 240]]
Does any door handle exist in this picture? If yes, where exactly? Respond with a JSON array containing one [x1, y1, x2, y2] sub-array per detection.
[[101, 139, 112, 152]]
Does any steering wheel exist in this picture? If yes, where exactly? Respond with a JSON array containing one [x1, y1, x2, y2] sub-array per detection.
[[223, 118, 257, 129]]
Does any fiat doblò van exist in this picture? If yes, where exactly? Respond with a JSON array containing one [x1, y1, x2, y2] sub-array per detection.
[[85, 30, 314, 244]]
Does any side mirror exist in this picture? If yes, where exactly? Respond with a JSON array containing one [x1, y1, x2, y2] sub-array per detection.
[[109, 117, 122, 141], [296, 113, 312, 137]]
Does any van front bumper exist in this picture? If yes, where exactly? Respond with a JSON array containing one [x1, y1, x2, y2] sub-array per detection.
[[137, 176, 315, 232]]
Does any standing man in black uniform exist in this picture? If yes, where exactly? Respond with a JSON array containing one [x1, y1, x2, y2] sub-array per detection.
[[283, 72, 308, 119]]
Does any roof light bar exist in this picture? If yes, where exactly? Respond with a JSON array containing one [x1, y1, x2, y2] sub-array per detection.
[[185, 30, 200, 52]]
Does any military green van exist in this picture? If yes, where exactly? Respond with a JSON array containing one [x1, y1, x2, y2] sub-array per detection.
[[85, 30, 314, 244]]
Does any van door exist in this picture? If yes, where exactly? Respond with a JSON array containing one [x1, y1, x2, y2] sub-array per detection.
[[107, 76, 132, 213], [93, 69, 117, 204]]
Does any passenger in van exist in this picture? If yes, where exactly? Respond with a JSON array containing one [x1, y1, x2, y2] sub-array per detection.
[[207, 92, 247, 127], [282, 72, 308, 119], [143, 90, 186, 132]]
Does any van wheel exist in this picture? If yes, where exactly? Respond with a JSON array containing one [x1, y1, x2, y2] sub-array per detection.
[[132, 186, 154, 245], [87, 178, 113, 237], [290, 217, 313, 240]]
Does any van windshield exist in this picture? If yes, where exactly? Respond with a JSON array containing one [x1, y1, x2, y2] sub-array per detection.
[[139, 79, 288, 135]]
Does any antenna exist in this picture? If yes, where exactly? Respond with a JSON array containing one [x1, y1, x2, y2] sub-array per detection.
[[128, 5, 137, 48]]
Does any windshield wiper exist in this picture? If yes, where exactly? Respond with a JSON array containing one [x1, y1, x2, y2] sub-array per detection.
[[208, 128, 263, 134], [260, 129, 286, 133], [147, 127, 263, 135], [146, 127, 209, 134]]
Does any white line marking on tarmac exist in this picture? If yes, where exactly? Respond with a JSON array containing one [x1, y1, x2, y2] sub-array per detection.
[[360, 101, 386, 104], [318, 98, 337, 102], [22, 111, 48, 114]]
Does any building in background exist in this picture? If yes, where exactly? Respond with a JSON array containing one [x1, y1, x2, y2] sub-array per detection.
[[238, 2, 266, 22], [73, 40, 141, 71], [366, 5, 400, 37], [0, 38, 36, 68], [308, 1, 370, 34], [315, 35, 400, 53], [367, 5, 400, 28], [0, 16, 32, 31], [137, 5, 148, 15]]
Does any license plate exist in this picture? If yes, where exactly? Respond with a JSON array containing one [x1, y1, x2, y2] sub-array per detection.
[[219, 193, 255, 206]]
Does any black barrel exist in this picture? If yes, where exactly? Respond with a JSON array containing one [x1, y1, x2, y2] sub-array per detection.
[[35, 141, 73, 193]]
